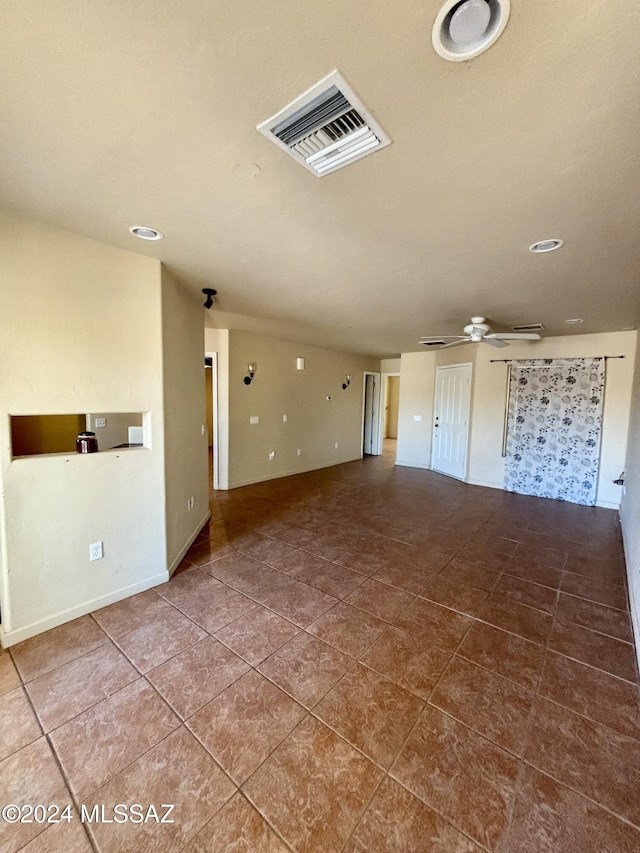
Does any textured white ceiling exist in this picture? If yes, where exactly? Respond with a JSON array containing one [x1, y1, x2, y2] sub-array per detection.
[[2, 0, 640, 355]]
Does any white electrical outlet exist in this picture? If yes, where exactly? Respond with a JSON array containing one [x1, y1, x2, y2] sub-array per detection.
[[89, 541, 103, 561], [269, 451, 276, 460], [413, 415, 422, 422], [250, 416, 260, 424], [297, 449, 302, 456], [95, 417, 106, 428], [334, 442, 339, 450], [282, 414, 288, 422]]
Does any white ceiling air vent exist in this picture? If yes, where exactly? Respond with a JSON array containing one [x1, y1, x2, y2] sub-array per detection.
[[511, 323, 545, 332], [433, 0, 510, 62], [257, 71, 391, 177], [420, 340, 447, 347]]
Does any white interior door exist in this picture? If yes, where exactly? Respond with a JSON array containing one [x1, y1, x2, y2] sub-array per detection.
[[432, 363, 471, 480], [363, 372, 381, 455]]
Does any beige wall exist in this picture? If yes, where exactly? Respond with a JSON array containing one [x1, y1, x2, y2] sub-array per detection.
[[620, 338, 640, 662], [396, 332, 636, 509], [380, 358, 401, 373], [0, 211, 169, 645], [385, 376, 400, 439], [161, 268, 209, 573], [224, 330, 377, 488]]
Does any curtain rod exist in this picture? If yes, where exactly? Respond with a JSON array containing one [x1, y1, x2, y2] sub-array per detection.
[[490, 355, 625, 363]]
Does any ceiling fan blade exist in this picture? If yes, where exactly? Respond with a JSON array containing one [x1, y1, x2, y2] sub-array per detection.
[[482, 337, 510, 348], [438, 338, 473, 349], [487, 332, 542, 341]]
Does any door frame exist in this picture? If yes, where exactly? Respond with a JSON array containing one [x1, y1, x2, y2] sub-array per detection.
[[431, 361, 472, 481], [205, 351, 220, 490], [361, 371, 382, 456]]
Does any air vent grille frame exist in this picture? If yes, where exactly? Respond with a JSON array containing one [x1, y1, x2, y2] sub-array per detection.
[[257, 70, 391, 177], [511, 323, 545, 332]]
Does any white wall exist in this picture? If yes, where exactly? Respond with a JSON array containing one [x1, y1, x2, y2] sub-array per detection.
[[396, 332, 636, 509], [162, 268, 209, 573], [380, 358, 401, 373], [620, 338, 640, 663], [0, 211, 168, 645], [224, 331, 378, 488]]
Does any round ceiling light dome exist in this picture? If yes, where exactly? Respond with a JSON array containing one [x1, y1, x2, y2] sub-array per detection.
[[529, 238, 564, 253], [433, 0, 510, 62], [129, 226, 164, 241]]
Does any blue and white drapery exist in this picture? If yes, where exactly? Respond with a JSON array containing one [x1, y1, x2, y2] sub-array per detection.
[[504, 357, 606, 506]]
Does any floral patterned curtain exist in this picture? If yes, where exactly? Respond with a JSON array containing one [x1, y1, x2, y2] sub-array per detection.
[[504, 358, 606, 506]]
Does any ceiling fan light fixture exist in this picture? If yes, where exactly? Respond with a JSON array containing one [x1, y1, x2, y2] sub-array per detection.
[[565, 318, 584, 325], [529, 238, 564, 253], [432, 0, 510, 62]]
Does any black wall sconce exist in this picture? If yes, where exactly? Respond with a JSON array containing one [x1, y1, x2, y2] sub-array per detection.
[[342, 373, 352, 390], [202, 288, 217, 309], [244, 362, 257, 385]]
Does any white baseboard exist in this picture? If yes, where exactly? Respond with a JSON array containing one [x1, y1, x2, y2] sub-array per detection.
[[0, 571, 169, 648], [465, 477, 503, 490], [168, 510, 211, 577], [619, 516, 640, 676]]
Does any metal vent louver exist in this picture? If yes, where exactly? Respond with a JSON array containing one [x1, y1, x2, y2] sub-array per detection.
[[421, 340, 447, 347], [257, 71, 391, 177], [511, 323, 545, 332]]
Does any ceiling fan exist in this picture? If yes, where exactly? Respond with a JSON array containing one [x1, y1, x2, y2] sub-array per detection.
[[419, 317, 542, 349]]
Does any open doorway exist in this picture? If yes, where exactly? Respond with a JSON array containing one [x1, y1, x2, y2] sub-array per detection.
[[381, 373, 400, 461], [204, 353, 219, 490], [362, 371, 381, 456]]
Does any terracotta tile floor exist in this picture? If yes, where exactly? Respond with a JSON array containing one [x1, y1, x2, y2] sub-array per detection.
[[2, 444, 640, 851]]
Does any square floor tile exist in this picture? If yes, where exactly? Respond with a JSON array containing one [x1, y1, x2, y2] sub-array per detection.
[[19, 815, 92, 852], [504, 765, 640, 853], [92, 590, 171, 638], [419, 575, 489, 617], [560, 572, 629, 610], [344, 578, 415, 622], [243, 715, 382, 853], [555, 593, 633, 642], [264, 581, 338, 628], [115, 606, 206, 673], [429, 656, 535, 755], [345, 776, 481, 852], [188, 670, 306, 784], [477, 596, 553, 646], [0, 738, 71, 853], [492, 575, 558, 615], [214, 605, 300, 666], [359, 626, 451, 700], [86, 726, 236, 853], [147, 636, 249, 719], [182, 792, 290, 852], [457, 621, 546, 691], [391, 705, 519, 851], [269, 548, 336, 580], [314, 663, 424, 768], [371, 560, 437, 595], [50, 678, 179, 798], [0, 650, 20, 696], [547, 620, 637, 682], [538, 651, 640, 739], [11, 616, 108, 682], [25, 643, 137, 732], [503, 556, 563, 590], [394, 598, 472, 651], [439, 559, 502, 592], [205, 553, 294, 602], [301, 561, 366, 599], [0, 686, 41, 760], [307, 602, 386, 658], [258, 632, 352, 709], [525, 697, 640, 827]]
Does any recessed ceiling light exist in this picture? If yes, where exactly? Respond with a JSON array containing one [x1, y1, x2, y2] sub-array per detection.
[[565, 318, 584, 325], [432, 0, 510, 62], [129, 226, 163, 241], [529, 238, 564, 253]]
